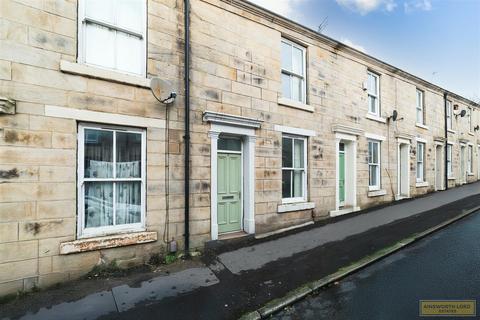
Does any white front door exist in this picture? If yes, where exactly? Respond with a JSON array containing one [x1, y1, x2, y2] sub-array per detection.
[[435, 145, 443, 190], [398, 143, 409, 197]]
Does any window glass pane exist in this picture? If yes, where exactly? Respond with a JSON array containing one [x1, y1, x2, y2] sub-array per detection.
[[368, 73, 377, 94], [282, 137, 293, 168], [368, 141, 372, 163], [372, 142, 379, 164], [369, 165, 377, 186], [292, 46, 303, 75], [85, 0, 114, 24], [116, 181, 141, 225], [281, 41, 292, 71], [294, 139, 304, 168], [291, 76, 302, 102], [84, 129, 113, 178], [116, 0, 143, 32], [218, 137, 241, 151], [281, 73, 291, 99], [368, 95, 377, 114], [116, 131, 142, 178], [417, 90, 422, 107], [416, 108, 423, 124], [293, 170, 303, 197], [282, 170, 292, 198], [84, 23, 115, 69], [116, 33, 143, 74], [85, 182, 113, 228]]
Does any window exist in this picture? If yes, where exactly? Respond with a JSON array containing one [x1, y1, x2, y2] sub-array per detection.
[[447, 144, 453, 177], [368, 140, 381, 190], [281, 38, 306, 103], [416, 89, 425, 125], [468, 145, 473, 174], [367, 71, 380, 116], [416, 142, 426, 182], [446, 101, 453, 130], [282, 135, 307, 202], [78, 124, 146, 237], [78, 0, 147, 75], [468, 107, 473, 133]]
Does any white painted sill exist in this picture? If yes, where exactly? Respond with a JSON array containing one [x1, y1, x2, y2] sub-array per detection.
[[448, 176, 456, 180], [367, 189, 387, 197], [278, 202, 315, 213], [278, 97, 314, 112], [60, 231, 157, 254], [468, 132, 475, 136], [468, 173, 475, 176], [60, 60, 150, 88], [447, 129, 456, 134], [415, 123, 429, 130], [416, 181, 429, 188], [365, 113, 387, 124]]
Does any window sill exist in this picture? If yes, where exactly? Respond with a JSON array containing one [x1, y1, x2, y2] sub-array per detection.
[[278, 97, 314, 112], [448, 176, 456, 180], [60, 60, 150, 88], [447, 129, 456, 134], [366, 113, 387, 124], [468, 132, 475, 136], [415, 123, 429, 130], [468, 173, 475, 176], [416, 181, 429, 188], [367, 189, 387, 197], [278, 202, 315, 213], [59, 231, 157, 255]]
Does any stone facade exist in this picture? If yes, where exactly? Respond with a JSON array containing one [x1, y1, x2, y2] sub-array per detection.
[[0, 0, 478, 296]]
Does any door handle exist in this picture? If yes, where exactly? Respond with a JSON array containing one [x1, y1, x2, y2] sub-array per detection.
[[222, 195, 234, 200]]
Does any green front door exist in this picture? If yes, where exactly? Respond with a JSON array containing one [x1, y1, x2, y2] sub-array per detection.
[[217, 153, 242, 233], [339, 146, 345, 204]]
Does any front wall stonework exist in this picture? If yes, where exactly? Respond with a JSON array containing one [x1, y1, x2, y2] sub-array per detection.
[[0, 0, 478, 296]]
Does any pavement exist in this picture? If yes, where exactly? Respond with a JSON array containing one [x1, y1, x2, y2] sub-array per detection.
[[1, 182, 480, 320]]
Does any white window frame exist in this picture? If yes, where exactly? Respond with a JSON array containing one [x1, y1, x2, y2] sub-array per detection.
[[282, 134, 308, 204], [416, 142, 426, 182], [416, 89, 425, 125], [468, 144, 473, 174], [77, 0, 147, 77], [446, 100, 453, 130], [468, 107, 473, 134], [367, 71, 380, 116], [77, 123, 146, 238], [281, 38, 307, 104], [368, 139, 381, 191], [447, 143, 453, 178]]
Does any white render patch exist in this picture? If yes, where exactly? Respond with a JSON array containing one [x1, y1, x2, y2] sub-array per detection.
[[45, 105, 166, 128], [218, 182, 480, 274]]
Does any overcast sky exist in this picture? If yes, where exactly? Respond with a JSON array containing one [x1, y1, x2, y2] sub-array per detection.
[[249, 0, 480, 101]]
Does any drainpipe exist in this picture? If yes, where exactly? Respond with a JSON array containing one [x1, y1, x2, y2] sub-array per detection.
[[184, 0, 191, 255], [444, 92, 448, 190]]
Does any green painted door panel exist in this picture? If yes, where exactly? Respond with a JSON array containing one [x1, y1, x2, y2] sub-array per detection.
[[218, 153, 242, 233], [339, 152, 345, 203]]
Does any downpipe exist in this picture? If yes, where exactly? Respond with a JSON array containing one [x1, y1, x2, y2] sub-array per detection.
[[184, 0, 191, 256], [444, 92, 448, 190]]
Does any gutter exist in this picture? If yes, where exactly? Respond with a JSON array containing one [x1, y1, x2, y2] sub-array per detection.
[[184, 0, 191, 255], [444, 92, 448, 190]]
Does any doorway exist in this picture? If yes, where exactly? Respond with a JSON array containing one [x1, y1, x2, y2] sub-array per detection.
[[217, 137, 243, 234], [339, 143, 345, 207], [435, 145, 443, 190], [460, 145, 466, 184], [397, 141, 410, 199]]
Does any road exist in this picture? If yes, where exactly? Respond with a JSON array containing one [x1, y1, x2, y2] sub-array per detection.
[[273, 210, 480, 320]]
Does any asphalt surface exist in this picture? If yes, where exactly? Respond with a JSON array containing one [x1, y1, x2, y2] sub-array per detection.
[[1, 182, 480, 320], [273, 210, 480, 320]]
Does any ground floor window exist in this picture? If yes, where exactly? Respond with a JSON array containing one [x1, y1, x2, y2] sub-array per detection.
[[468, 145, 473, 174], [416, 142, 426, 182], [282, 135, 307, 202], [447, 144, 453, 177], [368, 139, 381, 190], [78, 123, 146, 237]]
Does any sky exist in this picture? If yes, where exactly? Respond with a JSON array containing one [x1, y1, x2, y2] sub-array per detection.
[[249, 0, 480, 101]]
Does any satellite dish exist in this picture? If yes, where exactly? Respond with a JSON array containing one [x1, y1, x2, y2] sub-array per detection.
[[150, 77, 176, 104], [460, 109, 467, 117], [392, 110, 398, 121]]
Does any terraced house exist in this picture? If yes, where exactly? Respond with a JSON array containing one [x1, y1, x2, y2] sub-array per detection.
[[0, 0, 478, 296]]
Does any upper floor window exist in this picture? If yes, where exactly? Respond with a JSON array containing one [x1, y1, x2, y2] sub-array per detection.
[[468, 107, 473, 133], [282, 135, 307, 203], [416, 142, 426, 182], [416, 89, 425, 125], [78, 0, 147, 76], [78, 124, 146, 238], [368, 140, 381, 190], [367, 71, 380, 116], [281, 38, 306, 103], [446, 100, 453, 130]]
